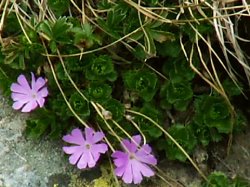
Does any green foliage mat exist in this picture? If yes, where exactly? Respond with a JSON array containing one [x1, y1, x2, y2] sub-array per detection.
[[0, 0, 249, 186]]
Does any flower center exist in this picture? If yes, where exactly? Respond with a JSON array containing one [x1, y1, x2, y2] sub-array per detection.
[[85, 143, 91, 149], [129, 153, 136, 160], [31, 93, 37, 99]]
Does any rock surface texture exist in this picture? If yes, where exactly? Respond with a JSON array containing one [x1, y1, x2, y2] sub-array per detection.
[[0, 96, 73, 187]]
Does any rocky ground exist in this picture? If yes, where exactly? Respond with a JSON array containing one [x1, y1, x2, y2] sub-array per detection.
[[0, 96, 75, 187], [0, 94, 249, 187]]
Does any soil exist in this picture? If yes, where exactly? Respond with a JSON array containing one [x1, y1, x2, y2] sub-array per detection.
[[0, 94, 249, 187]]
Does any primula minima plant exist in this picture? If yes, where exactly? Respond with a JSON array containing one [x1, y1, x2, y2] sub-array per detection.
[[112, 135, 157, 184], [10, 73, 48, 112], [62, 127, 108, 169]]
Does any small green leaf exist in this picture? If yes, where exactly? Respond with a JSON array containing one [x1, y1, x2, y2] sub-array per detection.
[[52, 17, 72, 43], [165, 124, 197, 162], [203, 171, 229, 187], [163, 58, 195, 83], [144, 27, 156, 57], [157, 40, 181, 58], [48, 0, 70, 17], [222, 78, 243, 96], [103, 99, 125, 122], [85, 55, 117, 82], [69, 92, 90, 119], [87, 82, 112, 102], [161, 81, 193, 111], [193, 95, 233, 144], [37, 20, 53, 40], [124, 69, 158, 101], [134, 103, 163, 140]]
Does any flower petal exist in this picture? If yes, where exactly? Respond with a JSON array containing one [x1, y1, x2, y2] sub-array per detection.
[[36, 97, 45, 108], [85, 127, 94, 142], [136, 145, 157, 165], [21, 100, 38, 112], [63, 128, 85, 145], [11, 93, 31, 102], [91, 143, 108, 154], [122, 135, 142, 153], [63, 145, 82, 154], [92, 132, 105, 144], [37, 87, 48, 97], [112, 151, 128, 159], [86, 151, 96, 168], [90, 150, 101, 162], [132, 135, 142, 146], [131, 160, 143, 184], [112, 151, 128, 167], [77, 153, 88, 169], [121, 139, 136, 153], [17, 74, 31, 91], [34, 77, 46, 92], [115, 165, 126, 177], [31, 72, 36, 91], [137, 162, 155, 177], [11, 83, 29, 94], [122, 162, 133, 184], [12, 101, 25, 110], [69, 150, 83, 165], [113, 157, 128, 168], [140, 144, 152, 154], [137, 153, 157, 165]]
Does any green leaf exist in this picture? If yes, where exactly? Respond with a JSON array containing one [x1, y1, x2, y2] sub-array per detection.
[[1, 38, 44, 70], [69, 92, 90, 119], [48, 0, 70, 17], [87, 82, 112, 102], [161, 81, 193, 111], [193, 95, 233, 144], [51, 95, 71, 121], [163, 58, 196, 83], [37, 17, 72, 44], [3, 12, 21, 35], [232, 177, 250, 187], [144, 27, 156, 57], [96, 19, 121, 39], [71, 23, 100, 48], [233, 111, 247, 133], [124, 69, 158, 101], [103, 99, 125, 122], [134, 103, 163, 140], [165, 124, 197, 162], [26, 118, 50, 139], [85, 55, 117, 82], [157, 40, 181, 58], [52, 17, 72, 43], [37, 20, 53, 39], [203, 171, 229, 187], [222, 78, 243, 96]]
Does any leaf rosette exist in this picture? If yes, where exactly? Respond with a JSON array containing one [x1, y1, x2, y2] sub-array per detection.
[[87, 82, 112, 102], [164, 124, 197, 162], [194, 95, 232, 134], [161, 81, 193, 111], [85, 55, 117, 81], [69, 92, 90, 119], [123, 70, 158, 101], [102, 99, 125, 122], [134, 103, 163, 140]]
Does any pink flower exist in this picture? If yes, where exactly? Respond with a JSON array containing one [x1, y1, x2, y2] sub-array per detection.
[[10, 72, 48, 112], [112, 135, 157, 184], [63, 128, 108, 169]]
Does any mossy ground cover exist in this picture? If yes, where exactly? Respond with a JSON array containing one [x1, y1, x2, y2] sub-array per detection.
[[1, 0, 250, 186]]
